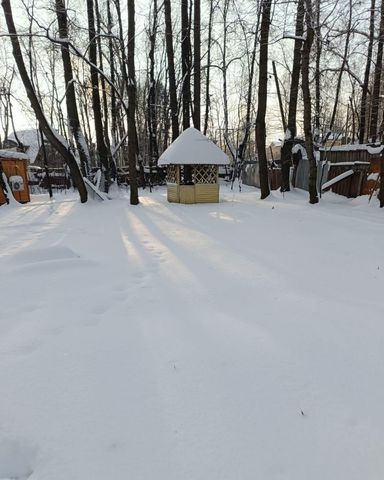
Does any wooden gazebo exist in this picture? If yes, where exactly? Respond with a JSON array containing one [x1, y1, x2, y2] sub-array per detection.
[[158, 128, 230, 204]]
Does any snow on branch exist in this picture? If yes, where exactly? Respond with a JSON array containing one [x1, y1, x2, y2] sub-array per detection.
[[282, 31, 306, 41]]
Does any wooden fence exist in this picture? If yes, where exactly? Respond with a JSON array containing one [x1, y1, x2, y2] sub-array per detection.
[[320, 145, 383, 197]]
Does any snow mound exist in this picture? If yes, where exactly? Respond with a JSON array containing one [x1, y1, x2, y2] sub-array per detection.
[[9, 246, 80, 265], [0, 438, 35, 480]]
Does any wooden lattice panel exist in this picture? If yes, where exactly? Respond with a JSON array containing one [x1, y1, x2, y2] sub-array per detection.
[[193, 165, 217, 184], [166, 165, 179, 184]]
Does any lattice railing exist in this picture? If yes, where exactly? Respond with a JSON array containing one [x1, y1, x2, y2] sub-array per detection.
[[193, 165, 217, 184], [166, 165, 179, 183]]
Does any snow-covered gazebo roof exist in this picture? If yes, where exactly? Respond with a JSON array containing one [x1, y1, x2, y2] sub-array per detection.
[[158, 127, 230, 166]]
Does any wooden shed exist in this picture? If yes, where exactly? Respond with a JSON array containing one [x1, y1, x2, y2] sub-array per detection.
[[0, 150, 31, 205], [158, 128, 230, 204]]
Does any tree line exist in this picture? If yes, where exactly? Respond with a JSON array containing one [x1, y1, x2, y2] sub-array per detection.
[[0, 0, 383, 204]]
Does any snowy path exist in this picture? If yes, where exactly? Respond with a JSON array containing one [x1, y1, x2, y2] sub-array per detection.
[[0, 187, 383, 479]]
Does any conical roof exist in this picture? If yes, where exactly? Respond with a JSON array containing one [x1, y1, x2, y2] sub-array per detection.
[[158, 128, 230, 166]]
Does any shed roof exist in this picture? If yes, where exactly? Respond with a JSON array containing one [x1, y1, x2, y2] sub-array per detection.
[[7, 129, 41, 162], [0, 149, 30, 160], [158, 128, 230, 166]]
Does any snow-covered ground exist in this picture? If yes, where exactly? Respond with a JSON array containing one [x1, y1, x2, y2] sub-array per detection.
[[0, 185, 383, 480]]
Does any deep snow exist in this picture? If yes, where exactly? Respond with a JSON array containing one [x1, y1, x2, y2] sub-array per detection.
[[0, 185, 383, 480]]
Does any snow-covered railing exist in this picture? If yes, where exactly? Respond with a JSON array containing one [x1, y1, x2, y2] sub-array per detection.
[[328, 161, 370, 167], [319, 144, 384, 155]]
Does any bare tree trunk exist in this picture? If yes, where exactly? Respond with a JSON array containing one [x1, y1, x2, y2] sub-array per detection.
[[256, 0, 272, 199], [369, 0, 384, 142], [107, 0, 117, 149], [237, 8, 261, 163], [162, 78, 170, 151], [114, 0, 129, 99], [148, 0, 159, 171], [164, 0, 179, 140], [302, 0, 319, 204], [314, 0, 321, 141], [193, 0, 201, 129], [222, 0, 230, 138], [350, 95, 356, 141], [359, 0, 375, 143], [181, 0, 192, 130], [87, 0, 110, 191], [281, 0, 304, 191], [181, 0, 192, 183], [79, 85, 92, 155], [1, 0, 87, 202], [0, 71, 14, 147], [203, 0, 214, 135], [114, 0, 136, 174], [127, 0, 139, 204], [272, 60, 287, 131], [323, 0, 352, 143], [55, 0, 90, 177], [95, 0, 111, 155]]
